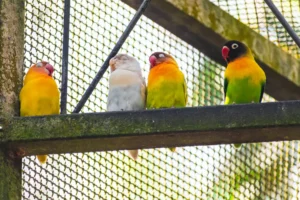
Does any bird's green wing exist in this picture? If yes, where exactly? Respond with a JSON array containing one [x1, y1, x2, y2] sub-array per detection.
[[183, 79, 187, 105], [259, 82, 265, 103], [224, 78, 228, 99]]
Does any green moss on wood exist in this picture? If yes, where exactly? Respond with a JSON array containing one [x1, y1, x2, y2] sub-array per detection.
[[0, 0, 25, 120], [0, 150, 21, 200], [2, 101, 300, 156], [0, 0, 24, 199], [6, 102, 300, 141]]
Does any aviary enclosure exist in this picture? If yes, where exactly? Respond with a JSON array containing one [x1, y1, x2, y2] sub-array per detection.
[[1, 0, 300, 199]]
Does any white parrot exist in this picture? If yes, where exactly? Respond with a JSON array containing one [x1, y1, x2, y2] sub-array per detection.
[[107, 54, 146, 160]]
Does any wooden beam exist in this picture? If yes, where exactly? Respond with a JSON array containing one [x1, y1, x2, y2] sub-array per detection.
[[0, 0, 24, 199], [0, 0, 24, 120], [4, 101, 300, 156], [0, 149, 22, 200], [121, 0, 300, 101]]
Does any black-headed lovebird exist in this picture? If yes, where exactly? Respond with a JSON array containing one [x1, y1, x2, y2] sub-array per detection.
[[222, 40, 266, 148]]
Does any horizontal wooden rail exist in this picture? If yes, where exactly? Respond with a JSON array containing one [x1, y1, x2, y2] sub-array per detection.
[[3, 101, 300, 157]]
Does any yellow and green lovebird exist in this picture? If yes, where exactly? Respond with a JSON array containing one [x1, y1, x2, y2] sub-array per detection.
[[222, 40, 266, 148], [147, 52, 187, 152], [20, 61, 60, 164]]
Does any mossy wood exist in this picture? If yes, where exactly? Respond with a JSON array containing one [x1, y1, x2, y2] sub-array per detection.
[[0, 0, 24, 199], [122, 0, 300, 101], [4, 101, 300, 157]]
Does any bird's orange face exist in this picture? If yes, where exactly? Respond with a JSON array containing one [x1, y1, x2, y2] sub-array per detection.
[[149, 52, 175, 69], [30, 61, 55, 76]]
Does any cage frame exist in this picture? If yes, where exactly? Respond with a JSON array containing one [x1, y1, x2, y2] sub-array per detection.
[[1, 0, 300, 199]]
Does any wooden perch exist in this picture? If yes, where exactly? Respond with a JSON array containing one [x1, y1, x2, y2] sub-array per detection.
[[4, 101, 300, 156]]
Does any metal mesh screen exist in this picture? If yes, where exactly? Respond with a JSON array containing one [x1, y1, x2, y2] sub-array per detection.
[[22, 0, 300, 199], [210, 0, 300, 58]]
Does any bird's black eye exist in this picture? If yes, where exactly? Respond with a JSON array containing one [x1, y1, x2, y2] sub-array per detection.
[[158, 53, 165, 58], [231, 43, 239, 49], [36, 62, 43, 67]]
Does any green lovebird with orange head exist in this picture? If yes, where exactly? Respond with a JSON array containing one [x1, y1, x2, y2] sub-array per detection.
[[222, 40, 266, 148], [147, 52, 187, 152]]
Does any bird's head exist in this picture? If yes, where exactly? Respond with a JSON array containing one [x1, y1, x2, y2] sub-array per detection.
[[149, 52, 177, 69], [30, 61, 55, 76], [109, 54, 141, 72], [222, 40, 252, 63]]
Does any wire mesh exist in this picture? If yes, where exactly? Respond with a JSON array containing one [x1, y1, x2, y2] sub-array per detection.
[[22, 0, 300, 199], [210, 0, 300, 58]]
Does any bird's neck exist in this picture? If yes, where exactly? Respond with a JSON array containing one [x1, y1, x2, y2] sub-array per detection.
[[23, 71, 51, 85]]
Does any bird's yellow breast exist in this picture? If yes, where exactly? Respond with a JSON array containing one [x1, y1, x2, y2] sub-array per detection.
[[148, 62, 184, 89], [20, 74, 60, 116], [225, 57, 266, 85], [147, 62, 187, 108]]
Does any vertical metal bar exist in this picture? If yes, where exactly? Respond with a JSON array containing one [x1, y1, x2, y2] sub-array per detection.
[[73, 0, 151, 113], [264, 0, 300, 48], [61, 0, 71, 114], [0, 0, 24, 198]]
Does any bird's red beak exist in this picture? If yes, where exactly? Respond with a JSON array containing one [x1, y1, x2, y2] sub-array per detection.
[[149, 55, 156, 68], [45, 63, 54, 76], [222, 46, 230, 61]]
